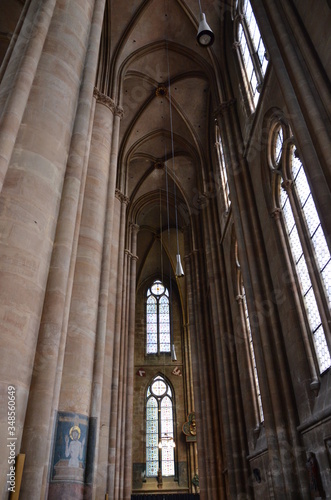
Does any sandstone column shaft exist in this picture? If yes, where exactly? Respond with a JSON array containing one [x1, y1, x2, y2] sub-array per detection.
[[0, 0, 57, 191], [0, 1, 99, 495], [107, 194, 128, 497], [185, 248, 208, 499], [115, 246, 130, 499], [89, 101, 123, 498], [124, 224, 139, 499], [96, 193, 121, 498]]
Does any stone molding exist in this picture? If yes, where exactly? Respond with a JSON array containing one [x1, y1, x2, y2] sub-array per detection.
[[235, 294, 243, 304], [93, 88, 124, 118], [281, 179, 293, 192], [124, 249, 138, 261], [115, 189, 129, 205], [129, 222, 140, 234], [270, 208, 282, 220], [214, 99, 237, 118]]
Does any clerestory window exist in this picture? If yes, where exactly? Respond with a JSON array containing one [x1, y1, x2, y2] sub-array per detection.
[[146, 280, 171, 355], [270, 121, 331, 374], [234, 0, 268, 111]]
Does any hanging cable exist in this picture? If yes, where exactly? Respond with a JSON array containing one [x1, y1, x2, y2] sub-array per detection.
[[165, 39, 184, 278], [159, 188, 163, 286]]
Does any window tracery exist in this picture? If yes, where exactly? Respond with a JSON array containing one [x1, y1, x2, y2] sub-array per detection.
[[146, 375, 175, 477], [269, 120, 331, 374], [146, 280, 171, 355], [236, 246, 264, 423], [215, 123, 231, 211], [234, 0, 268, 110]]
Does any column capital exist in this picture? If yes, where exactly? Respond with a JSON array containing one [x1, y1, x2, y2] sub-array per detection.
[[214, 99, 236, 118], [129, 222, 140, 234], [232, 41, 241, 51], [115, 189, 130, 204], [270, 208, 282, 220], [93, 88, 116, 112], [94, 88, 124, 118], [281, 179, 293, 192], [115, 105, 124, 119], [235, 13, 244, 23], [235, 294, 243, 303], [124, 249, 138, 261], [197, 194, 208, 207]]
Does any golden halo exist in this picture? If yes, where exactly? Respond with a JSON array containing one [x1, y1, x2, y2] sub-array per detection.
[[69, 425, 81, 440]]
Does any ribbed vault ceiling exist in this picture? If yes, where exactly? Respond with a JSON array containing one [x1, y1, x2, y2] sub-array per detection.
[[107, 0, 223, 289]]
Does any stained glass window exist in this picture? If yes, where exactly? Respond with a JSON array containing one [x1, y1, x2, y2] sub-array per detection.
[[236, 0, 268, 109], [215, 124, 230, 211], [272, 123, 331, 374], [146, 280, 171, 354], [146, 375, 175, 477]]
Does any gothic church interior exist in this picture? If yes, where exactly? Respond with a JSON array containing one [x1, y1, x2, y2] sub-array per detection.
[[0, 0, 331, 498]]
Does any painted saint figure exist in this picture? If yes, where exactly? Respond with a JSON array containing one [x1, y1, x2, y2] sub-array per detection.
[[65, 425, 85, 467]]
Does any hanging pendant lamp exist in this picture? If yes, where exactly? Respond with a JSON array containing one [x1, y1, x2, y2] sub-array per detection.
[[197, 0, 214, 47], [175, 254, 184, 277], [171, 343, 177, 362]]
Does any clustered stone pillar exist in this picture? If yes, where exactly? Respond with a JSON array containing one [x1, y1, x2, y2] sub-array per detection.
[[203, 189, 252, 498], [123, 223, 139, 499], [96, 190, 126, 498], [47, 89, 119, 499], [0, 0, 57, 190], [89, 95, 124, 499], [0, 0, 105, 497], [107, 191, 129, 499], [184, 236, 228, 500]]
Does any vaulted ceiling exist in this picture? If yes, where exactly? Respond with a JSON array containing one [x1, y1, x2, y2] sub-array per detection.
[[101, 0, 225, 292]]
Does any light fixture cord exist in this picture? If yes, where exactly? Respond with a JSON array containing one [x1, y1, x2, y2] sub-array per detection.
[[165, 39, 176, 354], [198, 0, 202, 15], [165, 39, 180, 257], [163, 138, 174, 354], [160, 189, 163, 285]]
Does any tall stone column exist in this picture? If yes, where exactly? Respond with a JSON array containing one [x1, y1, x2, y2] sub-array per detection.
[[0, 0, 101, 497], [48, 91, 122, 500], [89, 95, 124, 499], [96, 192, 122, 498], [123, 223, 139, 499], [107, 193, 129, 498], [115, 244, 130, 499], [203, 193, 250, 498], [0, 0, 57, 190], [184, 247, 210, 499]]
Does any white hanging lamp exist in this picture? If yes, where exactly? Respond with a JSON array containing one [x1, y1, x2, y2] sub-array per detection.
[[171, 343, 177, 362], [197, 0, 214, 47], [175, 254, 184, 278]]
